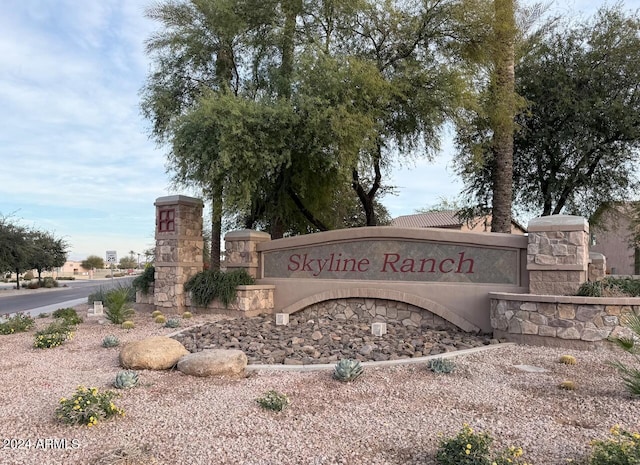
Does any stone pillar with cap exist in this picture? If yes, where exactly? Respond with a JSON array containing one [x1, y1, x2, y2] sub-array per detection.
[[526, 215, 589, 295], [224, 229, 271, 278], [154, 195, 204, 314]]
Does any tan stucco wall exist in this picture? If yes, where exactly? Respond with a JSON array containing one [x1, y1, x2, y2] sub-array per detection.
[[256, 227, 529, 333]]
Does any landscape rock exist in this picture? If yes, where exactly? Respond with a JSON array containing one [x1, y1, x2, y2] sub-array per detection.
[[177, 349, 247, 378], [120, 336, 189, 370]]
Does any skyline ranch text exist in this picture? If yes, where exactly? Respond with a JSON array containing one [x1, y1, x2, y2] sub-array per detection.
[[287, 251, 475, 277]]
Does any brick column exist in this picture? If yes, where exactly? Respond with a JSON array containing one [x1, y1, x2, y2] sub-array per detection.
[[527, 215, 589, 295], [224, 230, 271, 278], [154, 195, 204, 314]]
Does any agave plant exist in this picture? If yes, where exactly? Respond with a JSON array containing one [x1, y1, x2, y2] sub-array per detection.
[[427, 358, 456, 374], [608, 311, 640, 396], [114, 370, 139, 389], [333, 358, 364, 382], [164, 318, 180, 328], [102, 335, 120, 348]]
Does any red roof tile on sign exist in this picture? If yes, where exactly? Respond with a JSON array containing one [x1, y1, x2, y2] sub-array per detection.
[[391, 211, 463, 229]]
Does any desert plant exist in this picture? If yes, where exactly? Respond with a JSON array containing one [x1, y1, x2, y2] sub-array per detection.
[[559, 355, 577, 365], [113, 370, 139, 389], [588, 425, 640, 465], [559, 380, 576, 390], [52, 307, 83, 326], [182, 311, 193, 319], [256, 390, 290, 412], [0, 313, 35, 335], [38, 312, 49, 318], [608, 310, 640, 396], [42, 277, 58, 288], [87, 287, 108, 305], [102, 335, 120, 348], [23, 271, 34, 280], [333, 358, 364, 382], [427, 358, 456, 374], [154, 315, 167, 324], [121, 320, 135, 330], [184, 269, 255, 308], [55, 386, 124, 426], [577, 277, 640, 297], [436, 424, 527, 465], [151, 310, 163, 318], [34, 321, 75, 349], [103, 286, 135, 324], [132, 265, 155, 295], [164, 318, 180, 328]]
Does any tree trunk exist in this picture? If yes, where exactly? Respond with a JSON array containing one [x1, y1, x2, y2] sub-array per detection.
[[210, 185, 223, 271], [15, 268, 20, 290], [352, 143, 383, 226], [490, 0, 516, 233]]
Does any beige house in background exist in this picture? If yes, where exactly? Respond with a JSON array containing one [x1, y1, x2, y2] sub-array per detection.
[[391, 211, 527, 235], [590, 203, 640, 275]]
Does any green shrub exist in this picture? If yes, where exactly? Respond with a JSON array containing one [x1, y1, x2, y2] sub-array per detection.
[[0, 313, 35, 335], [436, 424, 527, 465], [42, 277, 58, 288], [132, 265, 155, 295], [256, 390, 290, 412], [34, 321, 75, 349], [608, 310, 640, 396], [184, 269, 255, 307], [427, 358, 456, 374], [52, 307, 83, 326], [588, 425, 640, 465], [27, 281, 39, 289], [23, 271, 34, 280], [577, 277, 640, 297], [103, 286, 135, 324], [55, 386, 124, 427], [87, 287, 107, 305]]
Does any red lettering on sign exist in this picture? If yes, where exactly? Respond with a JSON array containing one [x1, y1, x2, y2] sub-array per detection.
[[288, 254, 301, 272], [381, 253, 400, 272], [357, 258, 370, 272], [456, 252, 475, 274], [439, 258, 455, 273]]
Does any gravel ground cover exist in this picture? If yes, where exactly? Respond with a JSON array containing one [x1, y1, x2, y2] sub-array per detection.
[[1, 305, 639, 465]]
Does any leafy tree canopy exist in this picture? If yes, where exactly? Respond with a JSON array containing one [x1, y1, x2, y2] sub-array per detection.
[[82, 255, 105, 271]]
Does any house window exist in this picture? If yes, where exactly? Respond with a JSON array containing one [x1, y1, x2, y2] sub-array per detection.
[[158, 209, 175, 232]]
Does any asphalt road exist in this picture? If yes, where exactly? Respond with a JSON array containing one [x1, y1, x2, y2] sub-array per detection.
[[0, 277, 135, 317]]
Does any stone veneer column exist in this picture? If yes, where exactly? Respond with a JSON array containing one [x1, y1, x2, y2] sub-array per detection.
[[527, 215, 589, 295], [224, 230, 271, 278], [154, 195, 204, 314]]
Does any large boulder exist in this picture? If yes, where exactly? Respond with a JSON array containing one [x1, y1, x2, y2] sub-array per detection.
[[177, 349, 248, 378], [120, 336, 189, 370]]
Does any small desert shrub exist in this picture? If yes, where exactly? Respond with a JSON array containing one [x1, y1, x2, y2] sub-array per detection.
[[34, 321, 75, 349], [427, 358, 456, 374], [577, 277, 640, 297], [52, 307, 83, 326], [588, 425, 640, 465], [27, 281, 39, 289], [121, 320, 135, 330], [103, 286, 135, 324], [55, 386, 124, 427], [42, 277, 58, 288], [38, 312, 49, 318], [256, 390, 290, 412], [559, 355, 577, 365], [154, 315, 167, 324], [436, 424, 527, 465], [132, 265, 155, 295], [608, 310, 640, 396], [23, 271, 34, 280], [0, 313, 35, 335], [184, 269, 255, 307], [87, 287, 107, 305]]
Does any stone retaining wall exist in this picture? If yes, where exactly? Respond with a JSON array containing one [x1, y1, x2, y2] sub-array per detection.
[[185, 285, 275, 318], [299, 298, 459, 332], [490, 292, 640, 348]]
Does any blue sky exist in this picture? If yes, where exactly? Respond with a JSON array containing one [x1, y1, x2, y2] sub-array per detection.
[[0, 0, 637, 261]]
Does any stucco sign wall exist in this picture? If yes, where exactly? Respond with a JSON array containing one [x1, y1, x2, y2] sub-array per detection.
[[262, 239, 519, 284]]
